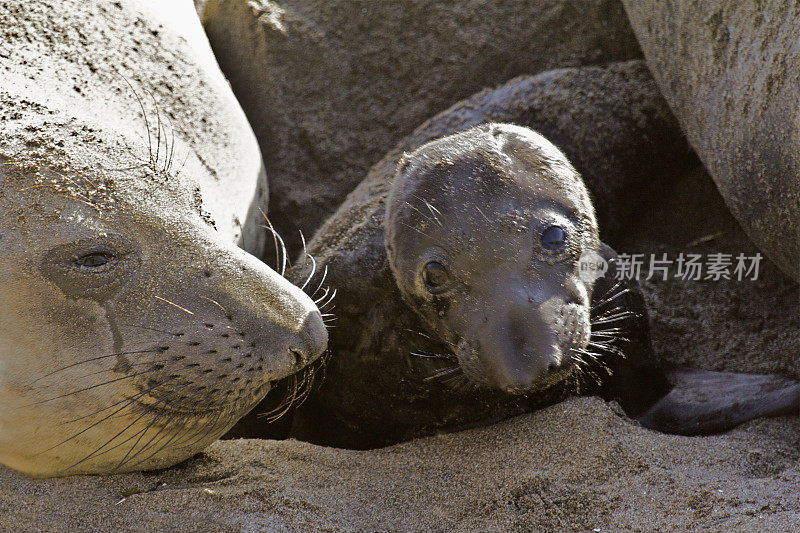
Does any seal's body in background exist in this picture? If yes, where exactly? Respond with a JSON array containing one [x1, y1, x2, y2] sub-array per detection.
[[271, 63, 799, 448]]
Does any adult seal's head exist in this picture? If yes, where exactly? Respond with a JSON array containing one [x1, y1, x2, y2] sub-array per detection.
[[0, 145, 327, 478], [385, 124, 600, 393], [0, 0, 326, 477]]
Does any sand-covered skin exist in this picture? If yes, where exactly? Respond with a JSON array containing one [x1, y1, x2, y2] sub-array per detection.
[[0, 0, 268, 253], [622, 0, 800, 283], [0, 0, 316, 478], [2, 398, 798, 531]]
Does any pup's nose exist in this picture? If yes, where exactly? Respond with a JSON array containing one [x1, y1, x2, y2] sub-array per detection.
[[495, 357, 555, 394], [288, 310, 328, 368]]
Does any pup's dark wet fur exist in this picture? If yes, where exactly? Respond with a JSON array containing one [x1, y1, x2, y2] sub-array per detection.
[[234, 62, 800, 448]]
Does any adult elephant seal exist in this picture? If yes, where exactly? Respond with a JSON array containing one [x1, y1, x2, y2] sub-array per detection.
[[278, 63, 800, 448], [621, 0, 800, 283], [0, 0, 326, 477]]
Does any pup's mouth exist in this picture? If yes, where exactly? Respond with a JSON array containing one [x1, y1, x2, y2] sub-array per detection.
[[417, 338, 577, 395], [414, 283, 637, 396]]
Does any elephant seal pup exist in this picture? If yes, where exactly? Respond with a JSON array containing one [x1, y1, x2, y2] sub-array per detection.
[[285, 122, 799, 448], [0, 0, 326, 477], [229, 61, 689, 442], [282, 122, 668, 447], [386, 125, 603, 394]]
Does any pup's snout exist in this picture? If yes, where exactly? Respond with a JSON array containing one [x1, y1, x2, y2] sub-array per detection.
[[493, 352, 561, 394], [475, 300, 567, 394]]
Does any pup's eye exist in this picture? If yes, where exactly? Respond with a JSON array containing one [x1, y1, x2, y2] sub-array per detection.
[[73, 251, 114, 268], [422, 261, 449, 291], [541, 225, 567, 251]]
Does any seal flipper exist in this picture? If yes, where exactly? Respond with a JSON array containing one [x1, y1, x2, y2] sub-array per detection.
[[637, 368, 800, 435], [587, 243, 671, 416], [591, 245, 800, 434]]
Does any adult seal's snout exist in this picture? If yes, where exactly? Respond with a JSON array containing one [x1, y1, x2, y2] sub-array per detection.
[[291, 312, 328, 367]]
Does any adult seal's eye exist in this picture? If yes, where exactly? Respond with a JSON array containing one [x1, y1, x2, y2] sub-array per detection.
[[422, 261, 449, 291], [541, 225, 567, 251], [73, 250, 114, 269], [41, 236, 140, 300]]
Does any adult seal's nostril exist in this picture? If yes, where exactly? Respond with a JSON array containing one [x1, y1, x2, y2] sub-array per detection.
[[291, 311, 328, 367]]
